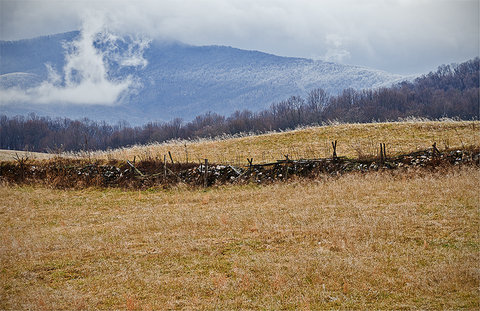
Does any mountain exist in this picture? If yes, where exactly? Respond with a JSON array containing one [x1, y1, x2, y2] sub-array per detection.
[[0, 31, 416, 126]]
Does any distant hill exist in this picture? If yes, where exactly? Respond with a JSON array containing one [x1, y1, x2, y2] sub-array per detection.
[[0, 31, 415, 125]]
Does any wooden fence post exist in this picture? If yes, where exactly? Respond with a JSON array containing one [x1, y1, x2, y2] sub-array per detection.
[[332, 141, 337, 158], [247, 158, 253, 172], [84, 133, 89, 160], [284, 155, 289, 179], [432, 142, 440, 157], [247, 158, 254, 180], [164, 155, 167, 182], [168, 151, 175, 169], [204, 158, 208, 188], [379, 143, 387, 163], [380, 143, 384, 163]]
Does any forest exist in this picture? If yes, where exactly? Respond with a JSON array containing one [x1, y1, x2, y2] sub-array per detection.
[[1, 57, 478, 153]]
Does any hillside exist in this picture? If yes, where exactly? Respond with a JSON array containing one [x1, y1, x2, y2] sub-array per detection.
[[2, 120, 476, 163], [0, 31, 414, 125], [100, 119, 480, 164]]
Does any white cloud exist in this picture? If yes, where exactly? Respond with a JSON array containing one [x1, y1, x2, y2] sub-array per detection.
[[1, 9, 150, 106], [324, 34, 351, 63]]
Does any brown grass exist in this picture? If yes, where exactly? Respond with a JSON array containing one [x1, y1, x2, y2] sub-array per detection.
[[1, 165, 479, 310], [0, 150, 54, 162], [95, 120, 479, 165], [2, 120, 477, 165]]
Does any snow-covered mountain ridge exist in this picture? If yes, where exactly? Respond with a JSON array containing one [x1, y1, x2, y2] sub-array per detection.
[[0, 31, 417, 125]]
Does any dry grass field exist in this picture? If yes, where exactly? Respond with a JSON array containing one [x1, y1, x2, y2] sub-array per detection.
[[1, 167, 479, 310], [1, 120, 479, 310], [96, 120, 479, 165]]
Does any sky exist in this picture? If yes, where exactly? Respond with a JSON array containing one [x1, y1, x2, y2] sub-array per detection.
[[0, 0, 479, 76]]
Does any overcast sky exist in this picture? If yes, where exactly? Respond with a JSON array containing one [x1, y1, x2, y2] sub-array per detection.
[[1, 0, 479, 75]]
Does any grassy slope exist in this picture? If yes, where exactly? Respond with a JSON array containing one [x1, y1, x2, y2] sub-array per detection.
[[2, 120, 478, 164], [97, 120, 479, 165], [1, 120, 479, 309]]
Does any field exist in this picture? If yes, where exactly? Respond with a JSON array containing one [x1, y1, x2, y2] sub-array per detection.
[[96, 120, 479, 165], [1, 120, 479, 310]]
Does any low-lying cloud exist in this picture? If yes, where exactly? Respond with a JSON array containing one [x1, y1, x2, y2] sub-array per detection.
[[1, 10, 150, 106], [324, 34, 350, 63]]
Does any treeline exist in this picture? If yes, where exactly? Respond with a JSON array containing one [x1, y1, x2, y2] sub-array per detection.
[[1, 57, 478, 153]]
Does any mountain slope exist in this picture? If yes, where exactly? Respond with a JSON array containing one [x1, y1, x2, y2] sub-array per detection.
[[0, 32, 415, 125]]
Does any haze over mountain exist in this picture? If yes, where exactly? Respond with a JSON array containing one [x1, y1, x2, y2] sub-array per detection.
[[1, 31, 417, 126]]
